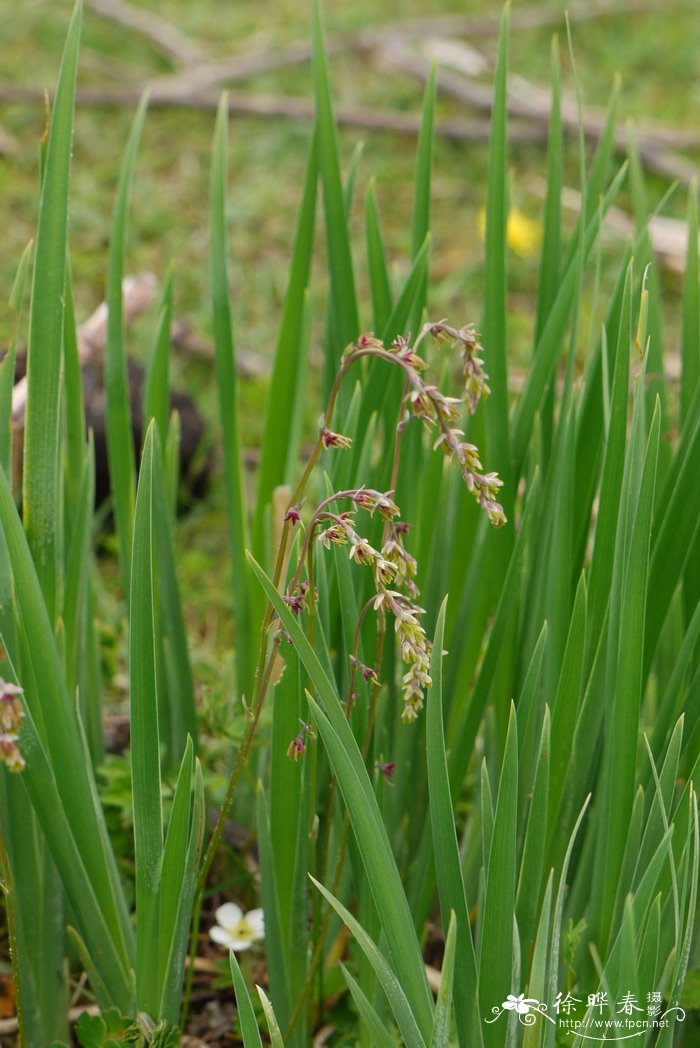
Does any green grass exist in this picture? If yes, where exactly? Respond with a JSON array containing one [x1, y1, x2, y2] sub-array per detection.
[[1, 0, 698, 356]]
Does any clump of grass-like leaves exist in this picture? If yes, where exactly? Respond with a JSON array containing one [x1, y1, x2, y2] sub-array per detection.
[[0, 2, 697, 1046]]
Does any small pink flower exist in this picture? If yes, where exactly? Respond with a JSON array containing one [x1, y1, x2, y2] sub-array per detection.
[[375, 761, 397, 780], [283, 594, 304, 615], [322, 429, 352, 449]]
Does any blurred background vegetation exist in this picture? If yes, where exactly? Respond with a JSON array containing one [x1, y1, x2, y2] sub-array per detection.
[[0, 0, 698, 724]]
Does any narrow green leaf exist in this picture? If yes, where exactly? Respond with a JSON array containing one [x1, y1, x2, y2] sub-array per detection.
[[247, 556, 433, 1036], [158, 744, 204, 1023], [365, 180, 393, 333], [63, 265, 86, 516], [312, 0, 358, 392], [311, 876, 427, 1048], [152, 445, 198, 761], [210, 93, 253, 697], [0, 462, 134, 973], [480, 5, 512, 512], [430, 911, 457, 1048], [230, 952, 264, 1048], [341, 963, 396, 1048], [1, 240, 33, 481], [0, 347, 16, 484], [130, 422, 163, 1014], [257, 987, 287, 1048], [680, 185, 699, 427], [516, 707, 550, 960], [595, 402, 660, 953], [16, 706, 134, 1011], [255, 132, 317, 544], [511, 163, 628, 476], [426, 598, 480, 1048], [22, 0, 81, 615], [479, 704, 518, 1048], [63, 437, 95, 694], [256, 783, 292, 1033], [144, 267, 174, 449]]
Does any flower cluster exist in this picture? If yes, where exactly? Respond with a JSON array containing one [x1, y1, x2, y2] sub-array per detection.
[[315, 506, 432, 721], [284, 318, 507, 725], [427, 321, 491, 414], [283, 580, 311, 616], [287, 719, 314, 760], [381, 522, 419, 598], [341, 325, 505, 527], [372, 587, 432, 722], [349, 655, 378, 685], [375, 760, 397, 782], [0, 678, 25, 773], [321, 428, 352, 450], [433, 430, 506, 527]]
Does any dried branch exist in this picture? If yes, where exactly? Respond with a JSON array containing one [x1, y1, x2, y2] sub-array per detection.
[[11, 273, 158, 426], [0, 82, 548, 145], [144, 0, 684, 97], [86, 0, 205, 67], [378, 37, 700, 186]]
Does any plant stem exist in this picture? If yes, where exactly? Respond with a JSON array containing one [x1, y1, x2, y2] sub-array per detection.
[[0, 832, 26, 1048]]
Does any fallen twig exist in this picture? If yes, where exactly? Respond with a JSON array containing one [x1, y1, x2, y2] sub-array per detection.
[[144, 0, 686, 98], [11, 272, 158, 426], [378, 37, 700, 187], [0, 82, 548, 145], [86, 0, 204, 67], [0, 1002, 100, 1037], [556, 183, 700, 275]]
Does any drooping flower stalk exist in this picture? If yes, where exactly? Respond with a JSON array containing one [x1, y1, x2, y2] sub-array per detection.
[[196, 319, 506, 1011]]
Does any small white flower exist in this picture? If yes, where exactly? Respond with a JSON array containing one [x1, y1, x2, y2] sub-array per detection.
[[209, 903, 265, 952], [503, 993, 539, 1015]]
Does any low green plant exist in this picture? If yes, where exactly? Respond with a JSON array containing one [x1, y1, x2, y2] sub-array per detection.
[[0, 2, 697, 1046]]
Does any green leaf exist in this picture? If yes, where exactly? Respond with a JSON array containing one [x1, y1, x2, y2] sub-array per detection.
[[426, 599, 480, 1048], [152, 445, 198, 762], [158, 743, 204, 1024], [480, 5, 512, 512], [312, 0, 358, 394], [311, 877, 427, 1048], [479, 704, 518, 1048], [210, 93, 253, 697], [254, 131, 317, 545], [516, 707, 551, 961], [105, 93, 149, 598], [22, 0, 81, 615], [256, 783, 292, 1033], [430, 911, 457, 1048], [680, 185, 699, 427], [341, 963, 397, 1048], [0, 464, 134, 990], [365, 180, 393, 333], [257, 987, 287, 1048], [144, 267, 174, 449], [130, 422, 163, 1015], [73, 1007, 139, 1048], [230, 952, 264, 1048], [247, 554, 434, 1038], [594, 401, 660, 952], [1, 240, 33, 480]]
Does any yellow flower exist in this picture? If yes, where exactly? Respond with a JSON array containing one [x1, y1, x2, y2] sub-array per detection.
[[477, 207, 542, 259]]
